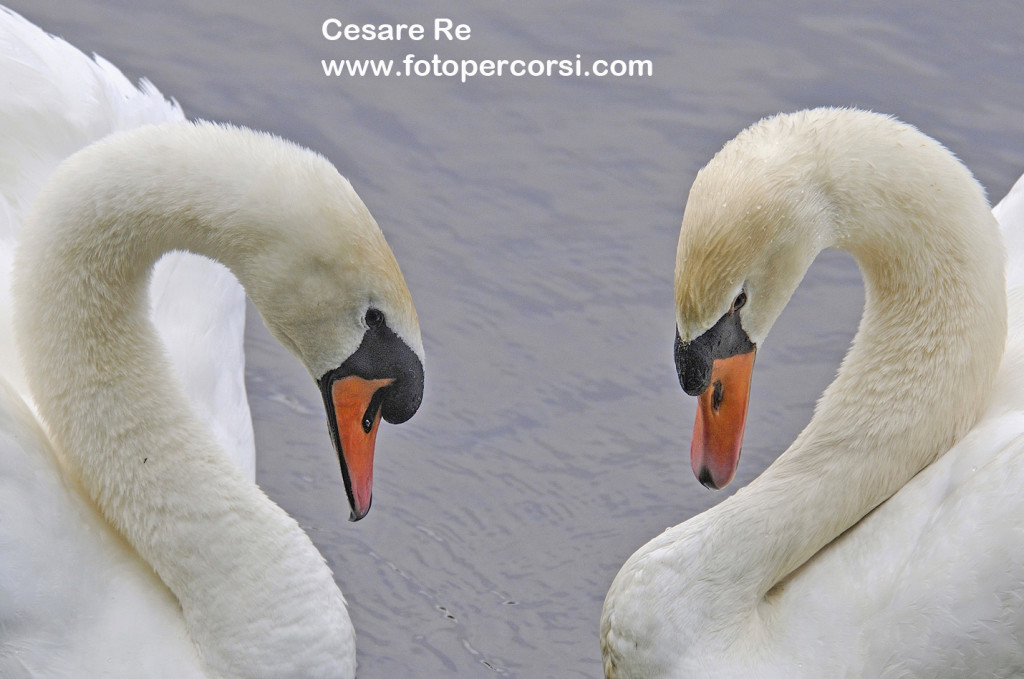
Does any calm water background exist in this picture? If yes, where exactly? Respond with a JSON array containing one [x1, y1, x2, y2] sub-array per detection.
[[8, 1, 1024, 676]]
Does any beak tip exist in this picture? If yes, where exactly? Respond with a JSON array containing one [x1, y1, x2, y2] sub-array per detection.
[[697, 466, 722, 490], [348, 495, 372, 522]]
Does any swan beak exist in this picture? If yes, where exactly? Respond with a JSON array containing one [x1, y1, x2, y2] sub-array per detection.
[[326, 376, 394, 521], [691, 350, 756, 489]]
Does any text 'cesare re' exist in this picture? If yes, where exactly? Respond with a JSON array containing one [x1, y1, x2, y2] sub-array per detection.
[[322, 18, 471, 42]]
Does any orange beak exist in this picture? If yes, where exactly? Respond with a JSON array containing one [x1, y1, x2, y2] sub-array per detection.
[[690, 350, 755, 489], [329, 376, 394, 520]]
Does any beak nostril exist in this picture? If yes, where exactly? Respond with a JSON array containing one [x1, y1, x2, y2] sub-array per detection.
[[363, 385, 391, 432]]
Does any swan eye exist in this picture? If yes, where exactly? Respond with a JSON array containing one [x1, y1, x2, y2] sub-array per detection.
[[364, 308, 385, 328], [732, 292, 747, 312]]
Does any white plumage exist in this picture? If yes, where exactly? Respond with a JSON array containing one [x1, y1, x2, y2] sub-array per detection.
[[0, 7, 423, 677], [0, 8, 254, 676], [0, 6, 253, 474], [602, 108, 1024, 678]]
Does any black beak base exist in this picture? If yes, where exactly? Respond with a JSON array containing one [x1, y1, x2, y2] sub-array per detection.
[[675, 308, 755, 396], [317, 319, 424, 427]]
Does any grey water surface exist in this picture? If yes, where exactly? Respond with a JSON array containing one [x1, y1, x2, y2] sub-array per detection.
[[9, 1, 1024, 677]]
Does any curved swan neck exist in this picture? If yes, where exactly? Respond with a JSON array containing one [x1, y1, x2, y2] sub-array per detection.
[[603, 110, 1008, 673], [13, 123, 355, 677], [737, 110, 1009, 596]]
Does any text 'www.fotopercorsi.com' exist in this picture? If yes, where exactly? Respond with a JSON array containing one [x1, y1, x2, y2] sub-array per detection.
[[320, 18, 654, 83]]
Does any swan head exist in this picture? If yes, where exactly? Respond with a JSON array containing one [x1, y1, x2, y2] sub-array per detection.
[[161, 123, 427, 521], [674, 111, 832, 489], [247, 160, 424, 522]]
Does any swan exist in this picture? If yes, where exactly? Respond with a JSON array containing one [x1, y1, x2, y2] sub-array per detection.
[[601, 108, 1024, 678], [0, 8, 424, 678]]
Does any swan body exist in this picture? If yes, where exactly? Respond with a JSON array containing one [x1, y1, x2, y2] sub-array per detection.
[[601, 108, 1024, 677], [0, 8, 424, 678]]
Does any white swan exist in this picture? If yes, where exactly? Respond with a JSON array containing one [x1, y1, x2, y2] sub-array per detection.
[[0, 8, 424, 678], [601, 108, 1024, 678]]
